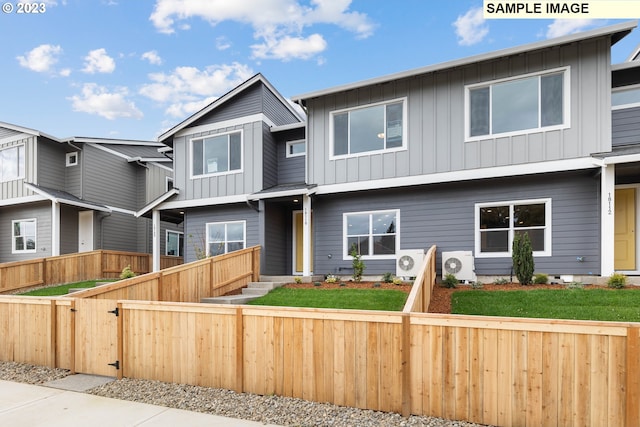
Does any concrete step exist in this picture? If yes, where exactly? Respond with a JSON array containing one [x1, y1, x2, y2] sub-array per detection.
[[242, 287, 269, 296], [247, 282, 285, 291], [201, 295, 259, 305]]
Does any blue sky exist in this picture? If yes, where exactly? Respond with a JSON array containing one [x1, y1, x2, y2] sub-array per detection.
[[0, 1, 638, 141]]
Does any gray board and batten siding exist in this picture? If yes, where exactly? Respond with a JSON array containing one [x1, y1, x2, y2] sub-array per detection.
[[311, 170, 600, 277], [0, 134, 37, 200], [305, 36, 612, 187]]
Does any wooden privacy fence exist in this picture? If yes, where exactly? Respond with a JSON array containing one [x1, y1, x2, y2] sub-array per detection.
[[70, 246, 261, 302], [2, 295, 640, 427], [0, 251, 183, 294]]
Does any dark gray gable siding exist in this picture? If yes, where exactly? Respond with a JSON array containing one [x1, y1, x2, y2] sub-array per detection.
[[262, 122, 278, 189], [99, 211, 139, 252], [37, 140, 66, 190], [276, 128, 306, 185], [0, 202, 51, 262], [183, 204, 259, 263], [64, 149, 82, 198], [191, 83, 263, 128], [312, 170, 600, 277], [262, 85, 300, 126], [613, 107, 640, 146]]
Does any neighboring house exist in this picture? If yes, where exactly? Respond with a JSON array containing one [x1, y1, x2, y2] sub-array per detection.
[[152, 21, 640, 280], [0, 121, 183, 263]]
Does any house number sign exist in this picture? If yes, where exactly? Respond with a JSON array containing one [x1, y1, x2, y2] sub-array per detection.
[[608, 192, 612, 215]]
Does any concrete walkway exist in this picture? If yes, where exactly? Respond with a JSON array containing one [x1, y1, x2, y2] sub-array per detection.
[[0, 379, 283, 426]]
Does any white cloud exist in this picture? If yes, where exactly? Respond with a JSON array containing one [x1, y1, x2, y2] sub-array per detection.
[[82, 48, 116, 74], [216, 36, 231, 51], [17, 44, 63, 73], [149, 0, 374, 61], [59, 68, 72, 77], [545, 19, 599, 38], [141, 50, 162, 65], [69, 83, 143, 120], [139, 62, 255, 117], [453, 7, 489, 46]]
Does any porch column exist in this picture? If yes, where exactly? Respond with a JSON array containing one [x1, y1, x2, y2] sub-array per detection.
[[152, 209, 161, 272], [302, 194, 312, 277], [601, 164, 615, 276], [51, 201, 60, 256]]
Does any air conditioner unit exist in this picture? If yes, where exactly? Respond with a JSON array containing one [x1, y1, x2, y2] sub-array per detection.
[[396, 249, 425, 278], [442, 251, 477, 282]]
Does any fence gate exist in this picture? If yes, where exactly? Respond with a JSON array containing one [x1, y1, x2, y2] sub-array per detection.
[[73, 299, 120, 377]]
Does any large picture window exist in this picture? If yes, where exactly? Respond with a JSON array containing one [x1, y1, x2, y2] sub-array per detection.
[[206, 221, 246, 256], [1, 145, 25, 182], [467, 69, 568, 139], [332, 99, 405, 157], [166, 230, 183, 257], [191, 131, 242, 177], [12, 218, 36, 253], [475, 199, 551, 257], [344, 210, 399, 259]]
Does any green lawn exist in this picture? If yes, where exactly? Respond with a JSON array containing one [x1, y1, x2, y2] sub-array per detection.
[[18, 280, 116, 296], [247, 287, 408, 311], [452, 288, 640, 322]]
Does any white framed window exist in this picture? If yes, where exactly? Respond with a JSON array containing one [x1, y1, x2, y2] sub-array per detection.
[[166, 176, 174, 191], [286, 140, 306, 158], [343, 209, 399, 260], [12, 218, 36, 253], [206, 221, 246, 256], [466, 67, 569, 141], [166, 230, 183, 256], [475, 199, 552, 258], [612, 84, 640, 110], [66, 152, 79, 167], [0, 144, 25, 182], [330, 98, 407, 159], [190, 130, 242, 178]]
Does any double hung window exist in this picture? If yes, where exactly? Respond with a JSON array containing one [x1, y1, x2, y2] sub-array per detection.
[[332, 99, 405, 157], [12, 219, 36, 253], [0, 145, 25, 182], [467, 68, 568, 139], [206, 221, 246, 256], [344, 210, 399, 259], [191, 131, 242, 177], [476, 199, 551, 257]]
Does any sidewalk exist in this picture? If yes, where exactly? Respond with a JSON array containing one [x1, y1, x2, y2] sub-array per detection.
[[0, 379, 283, 427]]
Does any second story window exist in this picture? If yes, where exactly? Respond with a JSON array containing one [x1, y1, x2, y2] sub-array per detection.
[[612, 85, 640, 110], [331, 99, 406, 158], [0, 144, 25, 182], [191, 131, 242, 178], [467, 68, 568, 140], [286, 140, 306, 157]]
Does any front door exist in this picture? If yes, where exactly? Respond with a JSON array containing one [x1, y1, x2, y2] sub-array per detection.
[[293, 211, 313, 274], [615, 188, 636, 270], [78, 211, 94, 253]]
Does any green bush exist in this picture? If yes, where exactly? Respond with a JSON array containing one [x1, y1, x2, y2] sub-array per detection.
[[441, 273, 458, 288], [119, 265, 136, 280], [350, 244, 365, 282], [382, 272, 394, 283], [494, 277, 509, 285], [512, 232, 534, 285], [533, 273, 549, 285], [608, 273, 627, 289]]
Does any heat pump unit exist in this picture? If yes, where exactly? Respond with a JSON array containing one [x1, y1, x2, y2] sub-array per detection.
[[396, 249, 425, 278], [442, 251, 477, 282]]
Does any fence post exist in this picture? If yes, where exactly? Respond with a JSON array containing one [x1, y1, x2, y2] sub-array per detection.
[[235, 306, 244, 394], [252, 247, 260, 282], [49, 300, 57, 368], [69, 299, 76, 374], [401, 313, 411, 417], [116, 301, 124, 380], [627, 326, 640, 427]]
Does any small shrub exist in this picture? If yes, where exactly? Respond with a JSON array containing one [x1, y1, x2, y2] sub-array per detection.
[[325, 274, 338, 283], [533, 273, 549, 285], [313, 281, 322, 287], [471, 281, 484, 289], [566, 281, 584, 289], [441, 273, 458, 288], [350, 244, 366, 282], [512, 232, 535, 285], [608, 273, 627, 289], [494, 277, 509, 285], [382, 272, 394, 283], [119, 265, 136, 280], [294, 276, 302, 284], [392, 277, 404, 285]]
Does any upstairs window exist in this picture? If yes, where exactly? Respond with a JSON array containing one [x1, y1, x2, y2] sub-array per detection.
[[612, 85, 640, 110], [12, 218, 36, 253], [0, 145, 25, 182], [66, 152, 78, 167], [331, 99, 406, 158], [191, 131, 242, 177], [467, 68, 568, 139], [286, 140, 306, 157]]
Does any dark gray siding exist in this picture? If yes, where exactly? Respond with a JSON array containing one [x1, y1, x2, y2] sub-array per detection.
[[613, 107, 640, 146], [99, 212, 139, 252], [275, 127, 306, 184], [262, 201, 292, 275], [37, 140, 65, 190], [263, 85, 300, 126], [83, 145, 138, 210], [312, 171, 600, 277], [183, 204, 259, 263], [0, 202, 51, 262], [64, 149, 82, 197], [262, 123, 278, 189], [60, 205, 79, 254], [192, 83, 263, 128]]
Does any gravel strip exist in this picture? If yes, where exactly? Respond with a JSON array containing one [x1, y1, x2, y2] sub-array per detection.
[[0, 361, 489, 427]]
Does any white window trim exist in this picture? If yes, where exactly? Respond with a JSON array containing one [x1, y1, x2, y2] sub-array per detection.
[[474, 198, 552, 258], [612, 83, 640, 110], [189, 129, 244, 179], [165, 176, 174, 192], [286, 139, 306, 158], [343, 209, 400, 260], [464, 67, 571, 142], [205, 220, 246, 256], [0, 144, 25, 182], [66, 152, 79, 167], [12, 218, 37, 254], [329, 97, 408, 160], [165, 230, 183, 257]]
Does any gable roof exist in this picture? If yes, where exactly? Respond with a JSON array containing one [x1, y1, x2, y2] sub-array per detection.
[[0, 121, 61, 142], [69, 137, 172, 164], [292, 20, 637, 104], [157, 73, 305, 144], [25, 183, 111, 212]]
